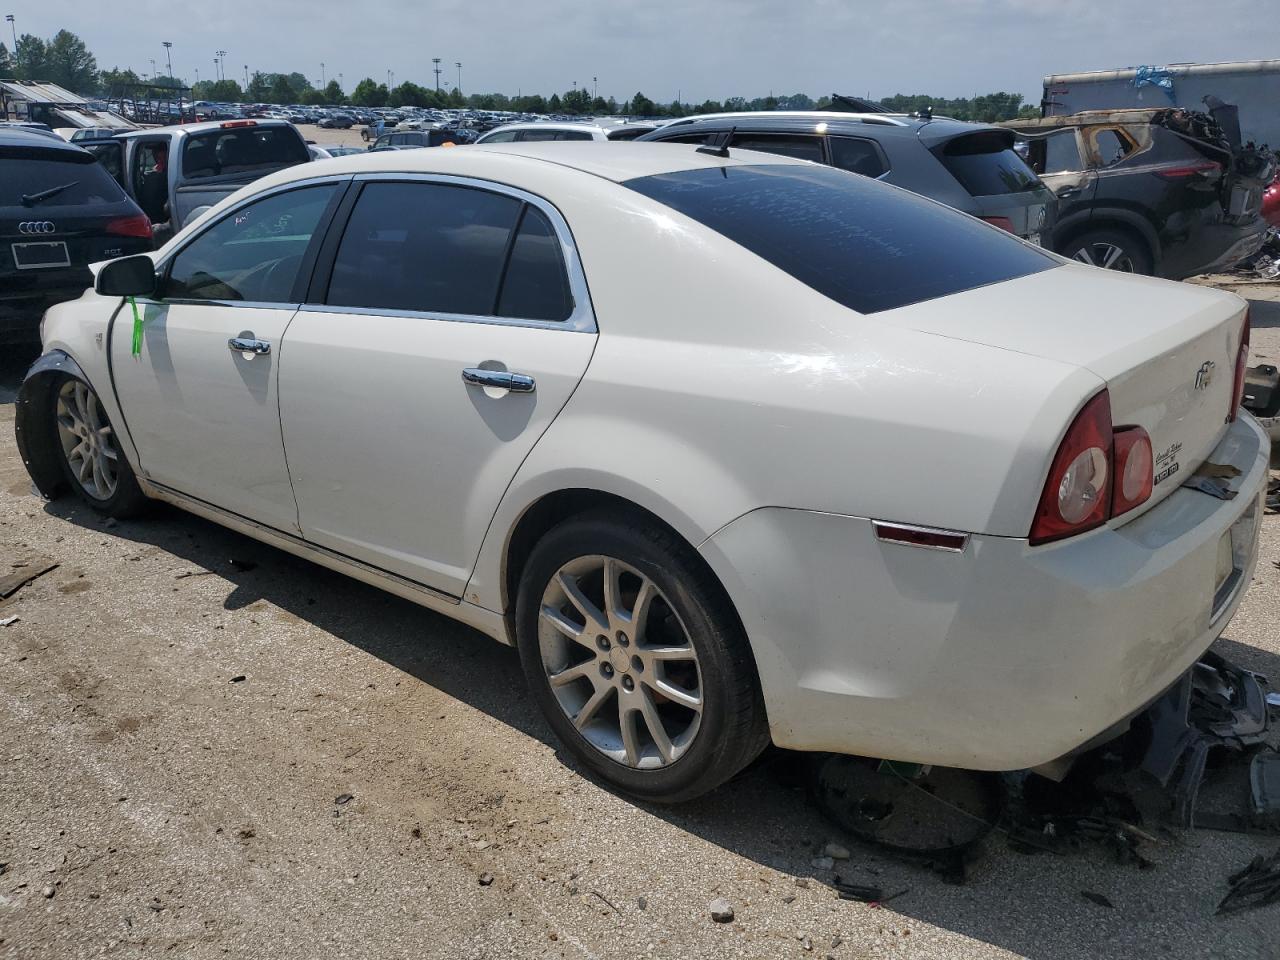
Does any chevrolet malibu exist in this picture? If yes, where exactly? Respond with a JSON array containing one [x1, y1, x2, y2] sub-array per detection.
[[15, 143, 1267, 802]]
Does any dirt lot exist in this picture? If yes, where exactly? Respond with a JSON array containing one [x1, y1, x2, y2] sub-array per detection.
[[2, 285, 1280, 959]]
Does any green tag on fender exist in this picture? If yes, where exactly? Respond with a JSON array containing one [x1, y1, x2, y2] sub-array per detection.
[[128, 296, 143, 356]]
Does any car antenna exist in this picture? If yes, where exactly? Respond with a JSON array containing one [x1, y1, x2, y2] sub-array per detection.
[[696, 125, 735, 158]]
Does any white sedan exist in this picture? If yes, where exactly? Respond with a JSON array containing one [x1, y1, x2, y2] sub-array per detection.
[[16, 143, 1267, 802]]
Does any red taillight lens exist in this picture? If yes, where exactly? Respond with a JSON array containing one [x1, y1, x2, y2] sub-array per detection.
[[980, 215, 1015, 233], [1155, 161, 1221, 179], [1030, 391, 1113, 545], [105, 214, 153, 239], [220, 119, 257, 128], [1229, 310, 1250, 423], [1112, 426, 1153, 516]]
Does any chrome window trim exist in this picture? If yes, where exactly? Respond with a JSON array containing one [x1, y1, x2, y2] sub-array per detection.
[[305, 171, 596, 334]]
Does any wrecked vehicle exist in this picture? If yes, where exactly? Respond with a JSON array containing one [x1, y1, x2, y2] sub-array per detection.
[[1003, 108, 1274, 279], [13, 143, 1271, 802]]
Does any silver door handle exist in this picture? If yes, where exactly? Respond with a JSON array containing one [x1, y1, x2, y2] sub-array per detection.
[[228, 337, 271, 355], [462, 368, 536, 394]]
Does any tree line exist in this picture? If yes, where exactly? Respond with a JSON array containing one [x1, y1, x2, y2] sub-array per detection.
[[1, 28, 1037, 121]]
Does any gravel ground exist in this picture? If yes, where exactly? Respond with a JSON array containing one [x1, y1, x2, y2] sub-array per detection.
[[2, 283, 1280, 959]]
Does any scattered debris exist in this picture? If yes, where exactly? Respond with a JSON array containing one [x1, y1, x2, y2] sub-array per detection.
[[334, 793, 354, 805], [1217, 848, 1280, 915], [174, 570, 215, 580], [478, 872, 494, 886], [832, 878, 909, 906], [636, 896, 647, 910], [229, 675, 246, 683], [0, 558, 59, 599], [1081, 890, 1114, 909], [708, 898, 735, 923], [41, 885, 55, 898], [590, 890, 618, 913], [822, 842, 851, 860], [228, 558, 258, 572], [0, 616, 18, 627]]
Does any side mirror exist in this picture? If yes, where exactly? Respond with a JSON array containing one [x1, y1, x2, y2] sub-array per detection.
[[95, 254, 158, 297]]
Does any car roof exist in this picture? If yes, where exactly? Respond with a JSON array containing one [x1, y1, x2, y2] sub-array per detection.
[[252, 141, 811, 195], [115, 118, 294, 140], [0, 126, 87, 151]]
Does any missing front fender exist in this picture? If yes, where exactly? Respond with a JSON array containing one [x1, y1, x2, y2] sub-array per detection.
[[14, 350, 88, 500]]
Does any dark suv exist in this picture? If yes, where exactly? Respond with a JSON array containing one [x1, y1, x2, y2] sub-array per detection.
[[638, 112, 1056, 244], [1, 129, 152, 342], [369, 129, 458, 151], [1003, 109, 1274, 279]]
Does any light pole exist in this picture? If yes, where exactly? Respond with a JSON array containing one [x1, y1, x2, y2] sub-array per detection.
[[432, 58, 441, 93], [338, 73, 343, 92], [5, 14, 15, 54], [162, 41, 173, 81], [320, 62, 325, 87], [243, 65, 248, 89], [455, 61, 461, 96], [149, 59, 156, 82], [216, 50, 227, 82], [593, 76, 597, 100]]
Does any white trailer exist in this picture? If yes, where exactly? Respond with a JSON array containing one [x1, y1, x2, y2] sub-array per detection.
[[1042, 60, 1280, 148]]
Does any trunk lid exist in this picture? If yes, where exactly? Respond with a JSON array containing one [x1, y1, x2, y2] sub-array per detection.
[[880, 262, 1246, 514]]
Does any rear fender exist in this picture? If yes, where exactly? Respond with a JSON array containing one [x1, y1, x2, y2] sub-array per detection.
[[14, 350, 87, 498]]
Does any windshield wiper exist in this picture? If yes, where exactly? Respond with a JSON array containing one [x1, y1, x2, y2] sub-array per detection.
[[21, 180, 79, 206]]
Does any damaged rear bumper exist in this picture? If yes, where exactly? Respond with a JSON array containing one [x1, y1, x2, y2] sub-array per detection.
[[702, 413, 1270, 770]]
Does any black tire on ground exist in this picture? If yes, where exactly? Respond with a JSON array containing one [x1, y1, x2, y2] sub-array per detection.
[[1058, 228, 1154, 276], [514, 510, 770, 803], [52, 375, 150, 518]]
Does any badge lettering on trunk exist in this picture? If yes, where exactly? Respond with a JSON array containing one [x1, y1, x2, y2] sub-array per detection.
[[1194, 360, 1216, 391]]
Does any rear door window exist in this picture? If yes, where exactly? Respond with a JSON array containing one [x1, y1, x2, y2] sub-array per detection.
[[1037, 130, 1084, 174], [624, 164, 1055, 314], [729, 133, 824, 163], [934, 131, 1042, 196], [828, 137, 888, 178], [482, 130, 519, 143], [1093, 128, 1134, 166], [326, 181, 522, 316]]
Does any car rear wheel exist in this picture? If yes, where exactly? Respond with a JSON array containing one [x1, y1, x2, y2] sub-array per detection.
[[53, 376, 148, 517], [515, 512, 768, 802], [1061, 229, 1153, 275]]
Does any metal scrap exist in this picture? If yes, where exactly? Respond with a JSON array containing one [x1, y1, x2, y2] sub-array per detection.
[[0, 558, 59, 599], [1217, 848, 1280, 915]]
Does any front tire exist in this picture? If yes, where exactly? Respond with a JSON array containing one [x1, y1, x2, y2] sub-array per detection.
[[52, 376, 149, 517], [515, 511, 768, 802]]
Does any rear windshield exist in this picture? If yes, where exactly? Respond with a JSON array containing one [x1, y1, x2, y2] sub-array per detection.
[[181, 126, 309, 179], [934, 132, 1042, 196], [0, 155, 127, 207], [623, 164, 1055, 314]]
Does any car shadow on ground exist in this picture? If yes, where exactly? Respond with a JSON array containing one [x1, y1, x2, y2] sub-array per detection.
[[31, 492, 1280, 960]]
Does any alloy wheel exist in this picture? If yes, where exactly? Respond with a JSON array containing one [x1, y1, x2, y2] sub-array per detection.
[[1071, 242, 1136, 272], [55, 379, 120, 501], [537, 555, 703, 769]]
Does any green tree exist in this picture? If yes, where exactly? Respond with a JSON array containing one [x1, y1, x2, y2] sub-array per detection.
[[590, 96, 609, 114], [389, 81, 431, 108], [246, 71, 272, 102], [322, 79, 345, 104], [12, 34, 48, 82], [694, 99, 723, 114], [206, 79, 243, 102], [547, 93, 562, 113], [42, 29, 97, 93], [0, 42, 12, 76], [626, 91, 656, 116], [560, 88, 590, 114], [99, 67, 142, 95], [300, 87, 326, 105], [284, 72, 311, 95], [268, 74, 297, 104], [349, 77, 387, 107]]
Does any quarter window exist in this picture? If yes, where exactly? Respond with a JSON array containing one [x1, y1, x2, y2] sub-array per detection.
[[828, 137, 888, 178], [165, 184, 339, 303], [481, 130, 519, 143], [326, 182, 522, 316], [497, 207, 572, 321]]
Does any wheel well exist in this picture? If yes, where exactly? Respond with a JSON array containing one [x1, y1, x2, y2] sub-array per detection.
[[502, 489, 725, 624], [14, 367, 72, 499], [1054, 219, 1154, 264]]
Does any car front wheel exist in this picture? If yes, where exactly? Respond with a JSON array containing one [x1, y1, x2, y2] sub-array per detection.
[[52, 376, 149, 517], [515, 512, 768, 802]]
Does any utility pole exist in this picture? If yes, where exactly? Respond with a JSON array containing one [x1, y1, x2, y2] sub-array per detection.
[[162, 41, 173, 80], [455, 61, 461, 96], [432, 58, 442, 93]]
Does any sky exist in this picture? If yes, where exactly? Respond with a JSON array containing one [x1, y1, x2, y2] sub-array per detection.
[[10, 0, 1280, 104]]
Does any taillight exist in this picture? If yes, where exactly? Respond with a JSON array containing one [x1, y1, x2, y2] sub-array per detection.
[[980, 216, 1015, 233], [1155, 161, 1221, 179], [1029, 391, 1113, 545], [220, 119, 258, 128], [105, 214, 152, 239], [1112, 426, 1153, 516], [1229, 310, 1250, 423]]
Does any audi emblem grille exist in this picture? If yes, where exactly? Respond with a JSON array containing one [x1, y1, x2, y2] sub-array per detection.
[[18, 221, 57, 235]]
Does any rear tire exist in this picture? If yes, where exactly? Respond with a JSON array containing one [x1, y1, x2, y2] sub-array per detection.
[[51, 375, 149, 518], [514, 511, 768, 802], [1059, 228, 1153, 275]]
